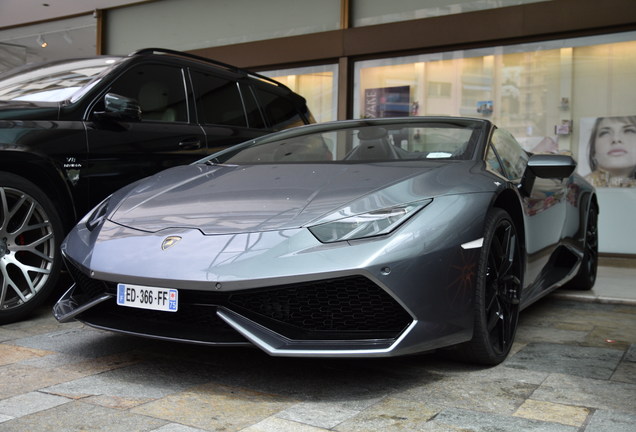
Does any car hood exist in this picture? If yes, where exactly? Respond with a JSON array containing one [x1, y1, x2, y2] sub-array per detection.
[[108, 161, 493, 235], [0, 100, 60, 120]]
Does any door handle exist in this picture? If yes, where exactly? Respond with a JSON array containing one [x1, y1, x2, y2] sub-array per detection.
[[178, 139, 202, 150]]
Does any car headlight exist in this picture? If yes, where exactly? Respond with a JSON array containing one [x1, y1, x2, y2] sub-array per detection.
[[85, 196, 112, 231], [309, 199, 432, 243]]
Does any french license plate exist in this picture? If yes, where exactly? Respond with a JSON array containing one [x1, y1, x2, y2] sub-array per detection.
[[117, 283, 178, 312]]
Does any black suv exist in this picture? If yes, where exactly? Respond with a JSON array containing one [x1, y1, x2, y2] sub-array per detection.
[[0, 48, 313, 323]]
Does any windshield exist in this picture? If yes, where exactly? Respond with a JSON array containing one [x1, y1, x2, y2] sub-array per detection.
[[0, 57, 122, 102], [210, 119, 484, 164]]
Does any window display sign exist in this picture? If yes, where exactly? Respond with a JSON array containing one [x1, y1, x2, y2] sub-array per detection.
[[578, 116, 636, 254], [476, 100, 493, 115], [578, 116, 636, 188], [364, 85, 410, 118]]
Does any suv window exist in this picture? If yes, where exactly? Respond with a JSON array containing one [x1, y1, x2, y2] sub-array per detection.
[[240, 84, 266, 129], [253, 86, 305, 131], [109, 64, 188, 122], [191, 71, 247, 127]]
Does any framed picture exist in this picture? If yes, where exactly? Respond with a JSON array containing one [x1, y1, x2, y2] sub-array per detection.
[[579, 116, 636, 188], [579, 116, 636, 254]]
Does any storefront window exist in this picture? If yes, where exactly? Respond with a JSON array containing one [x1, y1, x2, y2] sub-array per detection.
[[352, 0, 551, 27], [355, 32, 636, 155], [354, 31, 636, 253], [261, 64, 338, 123]]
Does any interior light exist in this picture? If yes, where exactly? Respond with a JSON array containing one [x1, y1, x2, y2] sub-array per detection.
[[37, 34, 48, 48]]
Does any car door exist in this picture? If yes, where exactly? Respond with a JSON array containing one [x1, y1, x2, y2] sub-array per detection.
[[83, 63, 207, 212], [190, 70, 265, 153], [486, 128, 569, 297]]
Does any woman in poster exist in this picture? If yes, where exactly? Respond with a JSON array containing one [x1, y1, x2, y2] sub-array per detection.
[[586, 116, 636, 187]]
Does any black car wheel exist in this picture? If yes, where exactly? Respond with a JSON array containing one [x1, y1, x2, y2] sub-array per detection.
[[565, 205, 598, 291], [456, 208, 522, 365], [0, 173, 63, 323]]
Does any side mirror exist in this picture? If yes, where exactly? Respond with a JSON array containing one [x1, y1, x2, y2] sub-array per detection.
[[519, 154, 577, 196], [94, 93, 141, 121]]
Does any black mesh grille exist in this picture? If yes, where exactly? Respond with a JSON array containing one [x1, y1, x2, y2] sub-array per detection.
[[65, 260, 109, 302], [228, 276, 412, 339]]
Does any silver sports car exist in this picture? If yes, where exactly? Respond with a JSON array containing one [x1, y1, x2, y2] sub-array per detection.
[[54, 117, 598, 365]]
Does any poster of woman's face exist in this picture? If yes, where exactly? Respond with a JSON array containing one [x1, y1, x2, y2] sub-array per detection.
[[579, 116, 636, 188]]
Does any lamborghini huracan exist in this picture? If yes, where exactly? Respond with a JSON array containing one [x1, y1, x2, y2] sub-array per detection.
[[53, 117, 598, 365]]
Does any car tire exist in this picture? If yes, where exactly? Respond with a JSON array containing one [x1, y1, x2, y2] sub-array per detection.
[[454, 208, 522, 365], [564, 205, 598, 291], [0, 173, 63, 323]]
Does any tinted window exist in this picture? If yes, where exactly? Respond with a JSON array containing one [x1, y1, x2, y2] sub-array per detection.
[[240, 84, 266, 129], [109, 64, 187, 122], [253, 87, 304, 131], [191, 71, 247, 127], [489, 128, 528, 180]]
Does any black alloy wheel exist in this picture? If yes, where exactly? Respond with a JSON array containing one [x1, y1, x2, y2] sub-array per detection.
[[566, 205, 598, 291], [456, 208, 522, 365], [0, 173, 63, 323]]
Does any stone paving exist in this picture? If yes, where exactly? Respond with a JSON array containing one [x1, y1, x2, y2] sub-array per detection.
[[0, 279, 634, 431]]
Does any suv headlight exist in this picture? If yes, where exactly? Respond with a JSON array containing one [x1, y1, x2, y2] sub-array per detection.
[[309, 199, 432, 243]]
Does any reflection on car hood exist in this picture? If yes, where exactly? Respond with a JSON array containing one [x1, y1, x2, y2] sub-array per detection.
[[109, 161, 488, 234], [0, 101, 59, 120]]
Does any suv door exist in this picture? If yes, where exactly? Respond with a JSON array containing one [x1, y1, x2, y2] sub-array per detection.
[[251, 84, 307, 131], [83, 63, 206, 211], [190, 70, 264, 152]]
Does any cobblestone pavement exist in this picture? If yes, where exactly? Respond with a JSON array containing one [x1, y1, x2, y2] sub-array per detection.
[[0, 271, 634, 431]]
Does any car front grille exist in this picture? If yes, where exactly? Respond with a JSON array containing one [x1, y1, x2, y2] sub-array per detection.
[[65, 260, 109, 302], [66, 257, 412, 342], [227, 276, 412, 340]]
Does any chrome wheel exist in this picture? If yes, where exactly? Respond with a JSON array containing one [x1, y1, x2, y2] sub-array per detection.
[[0, 186, 55, 308], [0, 173, 62, 322]]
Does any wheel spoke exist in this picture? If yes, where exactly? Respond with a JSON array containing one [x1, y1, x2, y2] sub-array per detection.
[[1, 190, 29, 231], [497, 224, 515, 277], [486, 299, 501, 332], [500, 300, 514, 345], [0, 189, 7, 232], [489, 235, 504, 279], [15, 221, 51, 237], [0, 268, 8, 307], [12, 230, 54, 250], [10, 199, 36, 234], [0, 266, 29, 307], [15, 247, 54, 263], [587, 214, 598, 256]]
